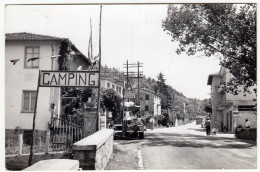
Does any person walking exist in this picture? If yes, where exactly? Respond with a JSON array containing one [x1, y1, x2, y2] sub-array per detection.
[[205, 117, 211, 136]]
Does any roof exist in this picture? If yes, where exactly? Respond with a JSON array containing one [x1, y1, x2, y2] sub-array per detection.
[[5, 32, 63, 41], [5, 32, 91, 65], [207, 73, 220, 85], [132, 87, 161, 98], [101, 76, 124, 86]]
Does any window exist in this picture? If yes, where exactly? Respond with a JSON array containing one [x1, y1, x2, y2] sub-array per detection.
[[145, 94, 149, 100], [145, 105, 149, 111], [112, 85, 115, 90], [119, 87, 122, 94], [25, 46, 40, 68], [107, 83, 110, 88], [238, 106, 256, 111], [22, 91, 36, 112], [116, 86, 119, 92]]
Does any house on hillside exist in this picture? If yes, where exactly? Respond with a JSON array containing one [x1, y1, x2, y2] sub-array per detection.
[[207, 67, 257, 133], [133, 88, 161, 125], [5, 32, 91, 154]]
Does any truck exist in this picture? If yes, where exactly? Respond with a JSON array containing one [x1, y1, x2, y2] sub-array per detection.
[[196, 117, 203, 125], [113, 123, 144, 139]]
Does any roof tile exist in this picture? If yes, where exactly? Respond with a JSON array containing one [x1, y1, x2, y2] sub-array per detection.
[[5, 32, 63, 41]]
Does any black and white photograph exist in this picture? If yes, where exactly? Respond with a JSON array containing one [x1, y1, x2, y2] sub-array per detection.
[[1, 0, 258, 171]]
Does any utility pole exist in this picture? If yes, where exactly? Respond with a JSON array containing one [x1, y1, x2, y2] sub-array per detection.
[[137, 61, 140, 104], [123, 61, 143, 103]]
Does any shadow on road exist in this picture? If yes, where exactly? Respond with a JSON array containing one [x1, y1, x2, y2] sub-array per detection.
[[187, 128, 205, 132], [141, 132, 256, 149]]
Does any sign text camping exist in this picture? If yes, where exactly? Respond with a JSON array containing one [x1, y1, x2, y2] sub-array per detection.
[[39, 71, 99, 87]]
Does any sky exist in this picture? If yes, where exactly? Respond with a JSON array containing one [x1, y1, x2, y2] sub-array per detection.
[[5, 4, 221, 100]]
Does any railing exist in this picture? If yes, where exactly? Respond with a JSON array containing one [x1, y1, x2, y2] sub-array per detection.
[[51, 117, 83, 151]]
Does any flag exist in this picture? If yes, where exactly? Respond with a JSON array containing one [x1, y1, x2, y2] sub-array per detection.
[[88, 18, 93, 60]]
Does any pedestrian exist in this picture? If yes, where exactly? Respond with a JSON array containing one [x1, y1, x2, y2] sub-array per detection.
[[205, 117, 211, 136], [245, 119, 250, 128], [150, 117, 155, 130]]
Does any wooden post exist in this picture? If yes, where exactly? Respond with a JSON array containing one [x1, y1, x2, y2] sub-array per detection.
[[45, 131, 50, 153], [96, 5, 102, 131], [28, 70, 41, 166], [137, 61, 140, 104]]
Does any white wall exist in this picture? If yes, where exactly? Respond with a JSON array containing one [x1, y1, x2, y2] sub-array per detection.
[[100, 79, 123, 97], [5, 40, 61, 131]]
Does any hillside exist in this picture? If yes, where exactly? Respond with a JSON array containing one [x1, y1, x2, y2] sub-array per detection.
[[101, 65, 210, 120]]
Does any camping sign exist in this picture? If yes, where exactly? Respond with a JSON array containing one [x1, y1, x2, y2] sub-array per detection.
[[39, 70, 99, 87]]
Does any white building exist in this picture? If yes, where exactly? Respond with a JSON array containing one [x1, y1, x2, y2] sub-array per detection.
[[134, 88, 161, 124], [5, 32, 90, 154], [100, 76, 124, 97], [207, 67, 257, 133]]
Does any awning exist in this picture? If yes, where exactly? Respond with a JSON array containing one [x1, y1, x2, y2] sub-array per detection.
[[123, 101, 140, 113]]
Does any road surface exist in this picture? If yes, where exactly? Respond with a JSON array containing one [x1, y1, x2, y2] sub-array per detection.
[[106, 122, 257, 170]]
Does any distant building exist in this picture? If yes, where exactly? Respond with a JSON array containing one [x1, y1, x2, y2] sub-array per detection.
[[100, 76, 124, 97], [207, 67, 256, 133], [100, 76, 124, 126], [5, 32, 91, 154], [133, 88, 161, 125]]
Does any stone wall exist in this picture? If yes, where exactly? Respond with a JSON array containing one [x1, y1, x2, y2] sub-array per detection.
[[95, 135, 114, 169], [5, 129, 49, 155], [73, 129, 114, 170]]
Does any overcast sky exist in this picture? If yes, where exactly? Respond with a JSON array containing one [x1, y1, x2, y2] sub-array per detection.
[[5, 4, 221, 100]]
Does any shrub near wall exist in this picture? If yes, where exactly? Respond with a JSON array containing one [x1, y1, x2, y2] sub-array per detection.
[[236, 128, 257, 140]]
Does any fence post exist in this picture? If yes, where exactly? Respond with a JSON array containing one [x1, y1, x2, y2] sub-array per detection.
[[45, 131, 50, 153], [18, 131, 23, 155]]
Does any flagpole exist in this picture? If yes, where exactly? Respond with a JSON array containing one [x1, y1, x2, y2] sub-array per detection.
[[96, 5, 102, 131]]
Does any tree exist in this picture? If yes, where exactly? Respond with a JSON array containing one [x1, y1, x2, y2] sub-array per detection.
[[156, 72, 172, 110], [100, 88, 123, 122], [58, 39, 73, 71], [61, 87, 93, 125], [162, 4, 256, 94]]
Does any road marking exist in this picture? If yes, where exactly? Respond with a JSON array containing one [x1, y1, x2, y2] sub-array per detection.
[[137, 146, 144, 170]]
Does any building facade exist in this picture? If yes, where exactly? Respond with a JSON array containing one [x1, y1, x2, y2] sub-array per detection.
[[134, 88, 161, 124], [5, 32, 91, 154], [207, 67, 257, 133], [100, 76, 124, 97]]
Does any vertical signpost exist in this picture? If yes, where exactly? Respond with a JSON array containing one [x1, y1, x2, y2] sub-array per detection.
[[96, 5, 102, 131]]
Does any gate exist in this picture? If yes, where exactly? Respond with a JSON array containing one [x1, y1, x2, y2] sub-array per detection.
[[51, 117, 83, 151]]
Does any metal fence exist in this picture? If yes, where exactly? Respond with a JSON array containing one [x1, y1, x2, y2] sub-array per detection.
[[51, 117, 83, 151]]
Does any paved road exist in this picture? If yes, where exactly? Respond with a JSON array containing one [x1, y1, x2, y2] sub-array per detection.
[[106, 122, 257, 170]]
